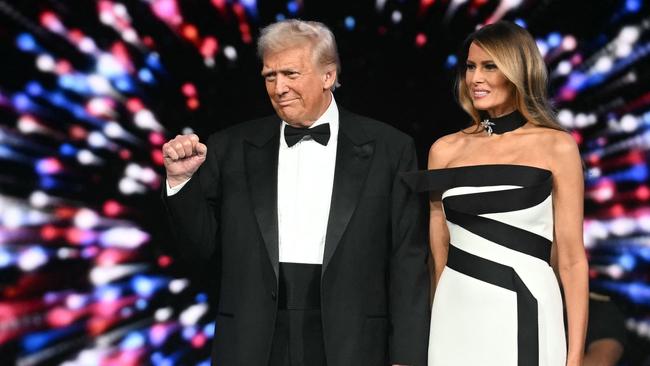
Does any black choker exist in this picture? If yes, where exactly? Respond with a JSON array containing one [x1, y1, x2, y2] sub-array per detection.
[[479, 110, 527, 136]]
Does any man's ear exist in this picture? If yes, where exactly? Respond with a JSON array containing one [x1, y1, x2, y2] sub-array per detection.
[[323, 67, 337, 90]]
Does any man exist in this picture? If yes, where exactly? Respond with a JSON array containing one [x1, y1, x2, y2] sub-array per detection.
[[162, 19, 429, 365], [582, 293, 626, 366]]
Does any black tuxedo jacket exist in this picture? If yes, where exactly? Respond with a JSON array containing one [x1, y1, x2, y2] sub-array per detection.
[[163, 109, 430, 365]]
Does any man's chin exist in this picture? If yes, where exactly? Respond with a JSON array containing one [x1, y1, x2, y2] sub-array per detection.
[[273, 108, 314, 126], [276, 111, 300, 124]]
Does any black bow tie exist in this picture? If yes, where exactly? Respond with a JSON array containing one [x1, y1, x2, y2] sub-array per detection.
[[284, 123, 330, 147]]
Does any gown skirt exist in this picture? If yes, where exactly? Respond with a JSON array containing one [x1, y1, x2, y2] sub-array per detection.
[[402, 164, 566, 366]]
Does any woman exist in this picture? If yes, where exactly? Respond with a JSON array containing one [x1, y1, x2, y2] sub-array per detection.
[[403, 21, 588, 365]]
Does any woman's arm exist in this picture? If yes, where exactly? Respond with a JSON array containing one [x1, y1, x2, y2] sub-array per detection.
[[427, 137, 453, 286], [549, 131, 589, 366], [429, 194, 448, 285]]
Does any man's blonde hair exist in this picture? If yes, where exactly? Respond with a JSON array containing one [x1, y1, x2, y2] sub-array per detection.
[[257, 19, 341, 89]]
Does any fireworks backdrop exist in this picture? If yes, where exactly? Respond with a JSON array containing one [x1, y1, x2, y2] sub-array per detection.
[[0, 0, 649, 365]]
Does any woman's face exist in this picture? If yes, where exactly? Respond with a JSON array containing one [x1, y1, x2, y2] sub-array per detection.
[[465, 42, 516, 118]]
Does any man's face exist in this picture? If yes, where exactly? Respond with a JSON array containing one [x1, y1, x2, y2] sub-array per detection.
[[262, 46, 335, 127]]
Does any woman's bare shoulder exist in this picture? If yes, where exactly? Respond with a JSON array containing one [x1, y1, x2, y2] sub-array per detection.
[[531, 127, 578, 156], [428, 129, 476, 168], [525, 127, 581, 173]]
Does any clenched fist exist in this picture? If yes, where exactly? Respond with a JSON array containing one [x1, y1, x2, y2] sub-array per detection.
[[162, 134, 207, 187]]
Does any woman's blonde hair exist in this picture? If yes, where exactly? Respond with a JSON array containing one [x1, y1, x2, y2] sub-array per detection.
[[456, 21, 564, 131]]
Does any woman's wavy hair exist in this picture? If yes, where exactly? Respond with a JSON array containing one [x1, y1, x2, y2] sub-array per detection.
[[455, 21, 564, 131]]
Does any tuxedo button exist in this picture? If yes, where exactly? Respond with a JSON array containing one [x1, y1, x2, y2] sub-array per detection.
[[271, 291, 277, 301]]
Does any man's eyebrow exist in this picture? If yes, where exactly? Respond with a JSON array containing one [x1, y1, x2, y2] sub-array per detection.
[[261, 68, 299, 77]]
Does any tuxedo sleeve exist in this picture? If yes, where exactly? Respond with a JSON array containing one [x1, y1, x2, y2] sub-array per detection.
[[161, 133, 222, 265], [389, 139, 430, 365]]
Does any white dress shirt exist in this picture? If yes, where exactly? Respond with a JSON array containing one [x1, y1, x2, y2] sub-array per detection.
[[167, 96, 339, 265], [277, 97, 338, 264]]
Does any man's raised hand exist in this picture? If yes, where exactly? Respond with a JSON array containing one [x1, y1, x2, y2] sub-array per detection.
[[162, 134, 207, 187]]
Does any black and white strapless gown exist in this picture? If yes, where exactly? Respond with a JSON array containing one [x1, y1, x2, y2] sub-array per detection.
[[403, 164, 566, 366]]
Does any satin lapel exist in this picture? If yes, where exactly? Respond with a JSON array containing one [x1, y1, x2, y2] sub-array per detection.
[[323, 113, 375, 274], [244, 121, 281, 283]]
